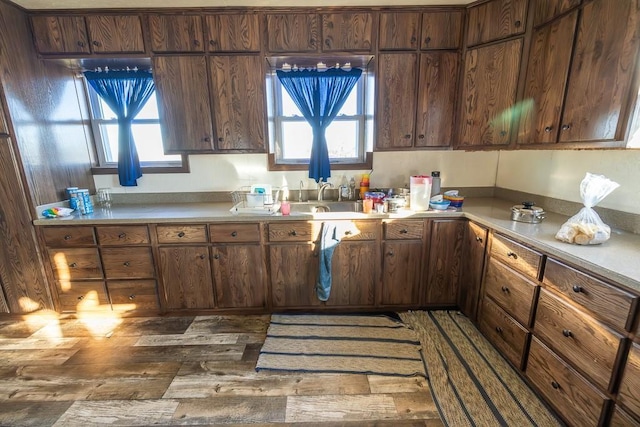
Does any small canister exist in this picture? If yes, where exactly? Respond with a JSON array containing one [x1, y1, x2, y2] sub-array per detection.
[[77, 189, 94, 214], [511, 201, 545, 223], [66, 187, 79, 210]]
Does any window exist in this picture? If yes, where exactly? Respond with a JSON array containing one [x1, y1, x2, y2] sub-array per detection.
[[267, 67, 374, 170], [86, 81, 186, 172]]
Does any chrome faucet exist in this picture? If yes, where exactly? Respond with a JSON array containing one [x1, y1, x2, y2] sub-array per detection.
[[318, 181, 333, 201], [299, 180, 305, 202]]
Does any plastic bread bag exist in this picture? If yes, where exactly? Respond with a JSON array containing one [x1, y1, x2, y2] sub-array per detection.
[[555, 173, 619, 245]]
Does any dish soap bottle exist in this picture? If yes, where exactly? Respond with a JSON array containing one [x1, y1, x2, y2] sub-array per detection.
[[431, 171, 441, 197]]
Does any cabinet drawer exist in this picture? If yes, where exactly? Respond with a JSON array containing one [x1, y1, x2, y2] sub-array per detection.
[[610, 405, 639, 427], [107, 280, 159, 311], [42, 226, 96, 247], [49, 248, 102, 280], [97, 226, 150, 245], [156, 225, 208, 243], [526, 337, 608, 427], [268, 222, 320, 242], [618, 343, 640, 418], [490, 233, 542, 280], [209, 223, 260, 243], [534, 288, 624, 391], [384, 220, 424, 239], [479, 297, 529, 369], [56, 281, 109, 312], [544, 258, 637, 332], [484, 257, 538, 327], [336, 220, 379, 241], [101, 247, 155, 279]]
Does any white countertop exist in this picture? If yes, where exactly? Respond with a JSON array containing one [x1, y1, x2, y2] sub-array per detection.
[[34, 197, 640, 293]]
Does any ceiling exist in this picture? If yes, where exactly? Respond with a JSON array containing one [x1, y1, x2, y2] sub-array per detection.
[[11, 0, 473, 10]]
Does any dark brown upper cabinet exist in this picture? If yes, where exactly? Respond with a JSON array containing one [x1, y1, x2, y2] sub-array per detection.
[[458, 38, 522, 148], [205, 14, 260, 52], [85, 15, 145, 53], [321, 12, 373, 51], [558, 0, 640, 144], [378, 12, 420, 51], [376, 53, 418, 149], [519, 0, 640, 146], [266, 13, 319, 53], [531, 0, 581, 27], [30, 15, 91, 54], [466, 0, 527, 46], [421, 10, 463, 50], [517, 11, 577, 145], [152, 56, 215, 153], [416, 52, 458, 147], [148, 14, 204, 53], [208, 55, 266, 151]]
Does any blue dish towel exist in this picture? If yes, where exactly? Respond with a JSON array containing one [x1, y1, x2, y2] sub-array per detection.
[[316, 222, 343, 301]]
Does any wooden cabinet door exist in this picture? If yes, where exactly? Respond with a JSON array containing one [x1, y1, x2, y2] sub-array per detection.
[[458, 221, 488, 321], [415, 52, 458, 147], [517, 11, 577, 145], [421, 11, 463, 49], [269, 244, 319, 307], [211, 245, 266, 308], [30, 15, 90, 54], [85, 15, 145, 53], [208, 55, 266, 151], [559, 0, 640, 143], [426, 219, 465, 305], [376, 53, 417, 149], [381, 241, 423, 306], [0, 97, 7, 135], [378, 12, 420, 50], [152, 56, 215, 153], [158, 246, 215, 309], [327, 241, 377, 307], [466, 0, 527, 46], [205, 14, 260, 52], [618, 342, 640, 419], [458, 39, 522, 148], [321, 12, 373, 51], [266, 13, 318, 53], [148, 14, 204, 53], [531, 0, 581, 27]]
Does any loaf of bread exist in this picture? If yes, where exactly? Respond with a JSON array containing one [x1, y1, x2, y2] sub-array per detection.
[[555, 221, 611, 245]]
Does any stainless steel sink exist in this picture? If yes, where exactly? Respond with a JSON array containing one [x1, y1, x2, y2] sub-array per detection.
[[288, 201, 361, 214]]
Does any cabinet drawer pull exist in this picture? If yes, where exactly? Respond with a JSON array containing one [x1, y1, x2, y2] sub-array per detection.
[[424, 36, 431, 44], [77, 295, 84, 301], [178, 232, 185, 238], [209, 39, 217, 46], [562, 329, 573, 338], [561, 124, 571, 131], [193, 39, 200, 46], [495, 326, 503, 333], [128, 294, 136, 300], [501, 286, 509, 293], [500, 130, 507, 136], [203, 136, 211, 142], [410, 36, 417, 43], [231, 231, 238, 237], [514, 20, 521, 27], [64, 235, 72, 240], [404, 134, 411, 139], [475, 236, 483, 243], [418, 134, 425, 139], [289, 230, 297, 236], [77, 41, 85, 47], [544, 126, 553, 132], [123, 261, 130, 267], [69, 262, 77, 268], [213, 254, 220, 259], [344, 230, 352, 236], [400, 229, 408, 234], [92, 40, 101, 47], [118, 233, 126, 239], [572, 285, 584, 293], [387, 251, 394, 257], [506, 251, 518, 259], [551, 381, 560, 390], [199, 254, 206, 259], [218, 137, 224, 142]]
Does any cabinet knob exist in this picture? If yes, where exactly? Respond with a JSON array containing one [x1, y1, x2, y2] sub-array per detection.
[[77, 41, 85, 47], [514, 20, 522, 27], [218, 137, 224, 142], [344, 230, 352, 236], [213, 254, 220, 259], [128, 294, 136, 300], [203, 136, 211, 142], [418, 134, 425, 139], [544, 126, 553, 133], [572, 285, 584, 293], [387, 251, 394, 257], [562, 329, 573, 338], [410, 36, 417, 43], [231, 231, 238, 237], [561, 124, 571, 131], [123, 261, 130, 267], [69, 262, 77, 268], [193, 39, 201, 46], [92, 40, 101, 47], [551, 381, 560, 390], [118, 233, 126, 239], [178, 231, 185, 238], [289, 230, 297, 236], [495, 326, 503, 333], [500, 130, 507, 136], [199, 254, 206, 259], [400, 229, 408, 234], [209, 40, 217, 46], [424, 36, 431, 44], [501, 286, 509, 293], [64, 235, 72, 240], [77, 295, 84, 300], [325, 39, 331, 47], [506, 251, 518, 259], [404, 134, 411, 139], [475, 236, 483, 243]]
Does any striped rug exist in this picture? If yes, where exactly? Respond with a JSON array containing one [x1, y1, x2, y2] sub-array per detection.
[[256, 314, 426, 377], [400, 310, 562, 427]]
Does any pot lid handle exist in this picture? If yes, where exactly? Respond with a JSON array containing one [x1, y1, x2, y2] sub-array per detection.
[[522, 201, 535, 209]]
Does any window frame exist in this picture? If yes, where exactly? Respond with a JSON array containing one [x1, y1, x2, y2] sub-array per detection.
[[84, 78, 189, 175]]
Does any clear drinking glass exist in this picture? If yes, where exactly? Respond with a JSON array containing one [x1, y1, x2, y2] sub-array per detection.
[[97, 188, 112, 208]]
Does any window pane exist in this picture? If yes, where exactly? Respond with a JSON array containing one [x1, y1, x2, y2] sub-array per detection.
[[326, 120, 358, 158], [338, 88, 358, 116], [102, 123, 180, 163], [95, 91, 159, 120], [281, 121, 312, 159], [281, 90, 303, 117]]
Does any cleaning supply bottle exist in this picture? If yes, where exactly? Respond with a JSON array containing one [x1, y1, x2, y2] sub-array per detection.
[[359, 173, 370, 199], [431, 171, 441, 197]]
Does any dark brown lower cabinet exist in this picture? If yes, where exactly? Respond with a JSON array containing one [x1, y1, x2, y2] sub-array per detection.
[[327, 241, 377, 307], [479, 297, 529, 369], [158, 246, 215, 310], [458, 221, 487, 321], [426, 219, 465, 305], [380, 240, 423, 306], [211, 244, 266, 308], [269, 243, 319, 308]]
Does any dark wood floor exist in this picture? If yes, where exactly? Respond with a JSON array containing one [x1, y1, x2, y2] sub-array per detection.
[[0, 312, 443, 426]]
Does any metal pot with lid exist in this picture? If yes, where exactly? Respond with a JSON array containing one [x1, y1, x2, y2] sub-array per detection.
[[511, 201, 546, 223]]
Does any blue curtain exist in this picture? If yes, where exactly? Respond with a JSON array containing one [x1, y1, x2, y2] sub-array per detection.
[[276, 68, 362, 183], [84, 70, 155, 187]]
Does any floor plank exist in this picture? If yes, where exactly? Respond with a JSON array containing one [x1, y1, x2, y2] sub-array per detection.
[[285, 394, 398, 422], [0, 348, 79, 367], [367, 375, 429, 394], [51, 399, 180, 426], [172, 396, 287, 424], [0, 401, 73, 426]]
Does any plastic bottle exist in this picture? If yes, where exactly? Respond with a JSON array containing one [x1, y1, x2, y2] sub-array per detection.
[[359, 174, 370, 199], [431, 171, 441, 197], [349, 177, 356, 200]]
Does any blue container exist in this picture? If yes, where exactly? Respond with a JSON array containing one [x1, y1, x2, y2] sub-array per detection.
[[66, 187, 79, 210], [77, 189, 93, 214]]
